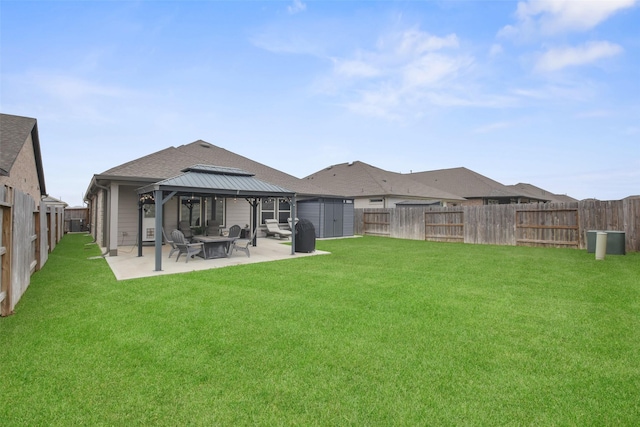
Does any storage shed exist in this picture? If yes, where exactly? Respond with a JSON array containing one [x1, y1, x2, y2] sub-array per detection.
[[297, 198, 354, 238]]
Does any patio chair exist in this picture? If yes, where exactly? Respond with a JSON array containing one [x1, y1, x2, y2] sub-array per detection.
[[264, 219, 292, 239], [228, 224, 242, 238], [231, 226, 259, 258], [162, 227, 179, 259], [178, 220, 194, 242], [171, 229, 203, 263]]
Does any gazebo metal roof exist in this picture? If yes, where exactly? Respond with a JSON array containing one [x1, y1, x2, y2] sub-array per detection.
[[137, 164, 295, 198], [136, 165, 297, 272]]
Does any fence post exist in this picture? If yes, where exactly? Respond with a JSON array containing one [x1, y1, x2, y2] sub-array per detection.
[[1, 189, 14, 316]]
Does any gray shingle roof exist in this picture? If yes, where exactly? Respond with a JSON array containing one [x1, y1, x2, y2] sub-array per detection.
[[97, 140, 338, 197], [407, 167, 535, 200], [304, 161, 465, 201], [507, 183, 577, 203], [1, 113, 37, 175], [0, 113, 46, 194]]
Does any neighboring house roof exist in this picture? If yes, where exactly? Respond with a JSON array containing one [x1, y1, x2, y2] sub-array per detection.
[[90, 140, 337, 198], [138, 165, 295, 197], [507, 183, 578, 204], [0, 113, 47, 195], [407, 167, 546, 201], [42, 195, 68, 207], [303, 161, 465, 201]]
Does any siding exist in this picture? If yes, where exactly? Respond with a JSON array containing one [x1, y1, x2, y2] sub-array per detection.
[[118, 186, 140, 246], [0, 133, 43, 204]]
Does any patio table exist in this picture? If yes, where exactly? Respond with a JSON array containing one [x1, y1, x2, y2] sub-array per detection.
[[192, 236, 238, 259]]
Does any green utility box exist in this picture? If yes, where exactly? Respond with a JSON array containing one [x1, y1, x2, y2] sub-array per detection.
[[586, 230, 626, 255]]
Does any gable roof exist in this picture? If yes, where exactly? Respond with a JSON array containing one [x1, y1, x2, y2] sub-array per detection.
[[304, 161, 465, 201], [0, 113, 46, 194], [507, 183, 577, 203], [407, 167, 545, 201], [91, 140, 337, 198]]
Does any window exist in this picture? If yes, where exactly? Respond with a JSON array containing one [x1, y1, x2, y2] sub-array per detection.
[[278, 198, 291, 223], [179, 196, 226, 228], [369, 198, 383, 203], [180, 196, 201, 226], [261, 198, 275, 224], [261, 198, 291, 224], [206, 197, 225, 227]]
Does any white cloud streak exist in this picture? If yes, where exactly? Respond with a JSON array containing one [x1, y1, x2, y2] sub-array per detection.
[[500, 0, 638, 38], [325, 29, 478, 119], [535, 41, 623, 72], [287, 0, 306, 15]]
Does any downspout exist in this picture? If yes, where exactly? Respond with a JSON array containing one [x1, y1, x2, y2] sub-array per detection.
[[94, 182, 110, 257]]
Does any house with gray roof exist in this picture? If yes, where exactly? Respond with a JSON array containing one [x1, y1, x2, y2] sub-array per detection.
[[407, 167, 549, 205], [304, 161, 465, 208], [506, 183, 578, 204], [0, 113, 47, 204], [85, 140, 353, 256]]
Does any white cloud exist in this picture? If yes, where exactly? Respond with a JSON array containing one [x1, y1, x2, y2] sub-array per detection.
[[392, 30, 459, 55], [287, 0, 306, 15], [345, 86, 402, 120], [402, 54, 471, 87], [534, 41, 623, 72], [37, 74, 131, 100], [333, 58, 381, 78], [489, 43, 504, 57], [324, 29, 475, 119], [500, 0, 638, 38]]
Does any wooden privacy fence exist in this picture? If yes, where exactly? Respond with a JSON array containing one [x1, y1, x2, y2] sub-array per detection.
[[355, 198, 640, 253], [0, 186, 64, 316]]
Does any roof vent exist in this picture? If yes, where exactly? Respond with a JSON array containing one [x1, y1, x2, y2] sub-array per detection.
[[200, 142, 210, 148], [348, 162, 354, 166]]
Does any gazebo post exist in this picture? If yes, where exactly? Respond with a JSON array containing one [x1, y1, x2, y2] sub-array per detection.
[[290, 195, 296, 255], [251, 198, 258, 247], [137, 198, 143, 257], [154, 190, 163, 271]]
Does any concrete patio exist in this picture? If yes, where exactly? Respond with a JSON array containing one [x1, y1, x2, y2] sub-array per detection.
[[101, 236, 330, 281]]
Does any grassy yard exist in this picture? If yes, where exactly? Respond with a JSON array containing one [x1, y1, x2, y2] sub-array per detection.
[[1, 234, 639, 425]]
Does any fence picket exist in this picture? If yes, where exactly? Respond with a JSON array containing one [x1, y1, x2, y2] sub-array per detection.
[[358, 198, 640, 253]]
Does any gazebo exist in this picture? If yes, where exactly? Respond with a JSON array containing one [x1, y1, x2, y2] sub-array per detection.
[[136, 165, 296, 272]]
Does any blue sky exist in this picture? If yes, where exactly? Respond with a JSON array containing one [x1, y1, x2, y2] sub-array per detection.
[[2, 0, 638, 206]]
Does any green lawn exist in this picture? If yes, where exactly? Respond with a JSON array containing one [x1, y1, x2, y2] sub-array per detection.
[[1, 233, 639, 425]]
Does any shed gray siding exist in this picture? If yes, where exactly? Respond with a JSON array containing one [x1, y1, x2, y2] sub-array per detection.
[[297, 198, 354, 238], [297, 201, 322, 236], [343, 200, 354, 236]]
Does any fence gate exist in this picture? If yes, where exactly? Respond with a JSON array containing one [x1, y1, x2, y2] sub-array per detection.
[[425, 210, 464, 242], [516, 207, 579, 248], [363, 211, 390, 236]]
